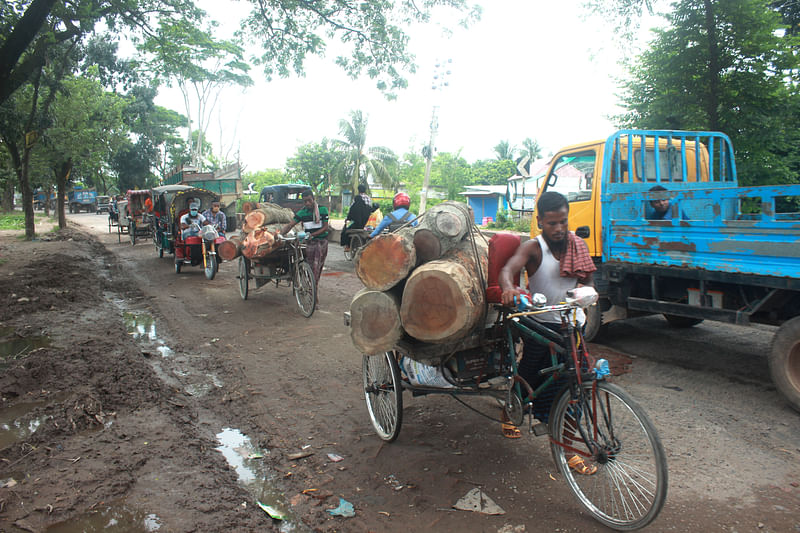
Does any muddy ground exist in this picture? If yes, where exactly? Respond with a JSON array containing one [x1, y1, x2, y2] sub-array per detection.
[[0, 213, 798, 533]]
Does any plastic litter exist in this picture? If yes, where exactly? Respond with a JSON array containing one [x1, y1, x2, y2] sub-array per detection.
[[327, 497, 355, 518], [327, 453, 344, 462], [452, 488, 505, 515], [256, 501, 287, 520]]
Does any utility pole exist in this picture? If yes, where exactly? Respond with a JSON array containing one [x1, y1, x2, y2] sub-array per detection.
[[420, 106, 439, 214], [419, 59, 451, 214]]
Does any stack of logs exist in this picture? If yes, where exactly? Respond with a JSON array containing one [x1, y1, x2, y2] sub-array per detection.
[[349, 201, 488, 356], [217, 202, 296, 262]]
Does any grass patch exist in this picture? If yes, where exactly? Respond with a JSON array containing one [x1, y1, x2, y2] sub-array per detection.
[[0, 213, 26, 230]]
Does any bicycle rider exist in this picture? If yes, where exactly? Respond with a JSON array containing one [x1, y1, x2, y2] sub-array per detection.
[[499, 191, 597, 473], [369, 192, 418, 237]]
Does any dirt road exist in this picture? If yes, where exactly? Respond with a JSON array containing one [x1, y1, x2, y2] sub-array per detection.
[[0, 213, 798, 532]]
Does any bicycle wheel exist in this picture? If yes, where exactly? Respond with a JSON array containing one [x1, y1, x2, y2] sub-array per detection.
[[549, 380, 667, 531], [238, 256, 249, 300], [362, 351, 403, 442], [344, 234, 363, 261], [204, 253, 217, 280], [294, 260, 316, 317]]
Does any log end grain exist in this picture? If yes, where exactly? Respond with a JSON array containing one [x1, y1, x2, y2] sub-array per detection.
[[355, 233, 416, 291], [349, 289, 403, 354], [217, 239, 240, 261]]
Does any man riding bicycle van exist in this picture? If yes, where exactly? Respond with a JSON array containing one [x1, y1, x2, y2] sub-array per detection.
[[369, 192, 418, 237]]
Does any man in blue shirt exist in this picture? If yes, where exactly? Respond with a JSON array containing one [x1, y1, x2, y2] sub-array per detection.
[[648, 185, 689, 220], [370, 192, 418, 237]]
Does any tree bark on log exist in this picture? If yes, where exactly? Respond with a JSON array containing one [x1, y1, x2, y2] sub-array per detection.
[[217, 236, 241, 261], [400, 234, 488, 344], [241, 204, 294, 233], [410, 201, 474, 264], [355, 232, 417, 291], [349, 288, 404, 354]]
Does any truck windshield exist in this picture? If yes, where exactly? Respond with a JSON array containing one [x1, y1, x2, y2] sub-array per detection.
[[546, 152, 597, 203]]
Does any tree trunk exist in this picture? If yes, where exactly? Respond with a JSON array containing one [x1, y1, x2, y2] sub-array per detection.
[[400, 235, 488, 344], [408, 200, 473, 263], [54, 159, 71, 229], [2, 178, 14, 212], [241, 205, 295, 233], [349, 288, 404, 355], [20, 144, 35, 239], [355, 231, 417, 291], [217, 236, 241, 262]]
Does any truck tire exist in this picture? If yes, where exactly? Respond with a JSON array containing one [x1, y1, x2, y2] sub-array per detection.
[[583, 303, 604, 342], [663, 314, 704, 328], [769, 316, 800, 413]]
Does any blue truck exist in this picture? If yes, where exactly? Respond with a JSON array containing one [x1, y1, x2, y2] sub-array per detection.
[[508, 130, 800, 411], [68, 186, 98, 213]]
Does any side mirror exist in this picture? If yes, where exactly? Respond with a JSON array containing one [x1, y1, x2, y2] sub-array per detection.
[[506, 180, 535, 212], [575, 226, 590, 239]]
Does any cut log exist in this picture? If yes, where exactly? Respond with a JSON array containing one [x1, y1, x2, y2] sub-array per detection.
[[400, 234, 488, 344], [217, 236, 241, 262], [349, 288, 404, 354], [242, 201, 258, 214], [241, 223, 284, 259], [411, 201, 474, 263], [241, 204, 295, 233], [355, 232, 416, 291]]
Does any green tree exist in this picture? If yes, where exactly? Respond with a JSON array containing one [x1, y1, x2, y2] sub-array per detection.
[[493, 140, 516, 161], [239, 1, 480, 99], [431, 150, 472, 200], [618, 0, 800, 185], [471, 159, 517, 186], [140, 21, 252, 171], [333, 110, 397, 194], [286, 139, 340, 201], [243, 168, 287, 193], [0, 0, 203, 106]]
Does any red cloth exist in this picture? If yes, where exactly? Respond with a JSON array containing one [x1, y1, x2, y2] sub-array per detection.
[[486, 233, 523, 303], [560, 232, 596, 279]]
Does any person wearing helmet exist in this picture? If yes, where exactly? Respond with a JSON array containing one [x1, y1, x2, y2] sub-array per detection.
[[369, 192, 418, 237], [180, 201, 207, 239]]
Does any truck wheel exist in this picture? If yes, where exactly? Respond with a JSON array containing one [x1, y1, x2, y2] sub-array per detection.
[[663, 314, 704, 328], [769, 316, 800, 413], [583, 303, 604, 342]]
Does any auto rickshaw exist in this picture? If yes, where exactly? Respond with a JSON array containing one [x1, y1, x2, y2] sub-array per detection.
[[169, 188, 226, 279], [150, 185, 194, 258]]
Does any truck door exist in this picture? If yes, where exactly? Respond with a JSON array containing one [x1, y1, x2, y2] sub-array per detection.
[[541, 150, 599, 255]]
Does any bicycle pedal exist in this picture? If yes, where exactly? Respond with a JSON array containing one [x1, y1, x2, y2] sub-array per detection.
[[531, 423, 549, 437]]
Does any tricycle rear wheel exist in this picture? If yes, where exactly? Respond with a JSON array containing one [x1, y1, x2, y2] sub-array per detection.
[[363, 351, 403, 442], [549, 381, 667, 530]]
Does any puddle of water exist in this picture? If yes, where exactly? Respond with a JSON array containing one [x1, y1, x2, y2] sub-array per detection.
[[44, 500, 162, 533], [0, 326, 51, 364], [0, 392, 72, 449], [123, 312, 157, 341], [215, 428, 298, 531]]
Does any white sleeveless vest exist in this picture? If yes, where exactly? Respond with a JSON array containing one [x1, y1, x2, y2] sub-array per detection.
[[528, 235, 585, 325]]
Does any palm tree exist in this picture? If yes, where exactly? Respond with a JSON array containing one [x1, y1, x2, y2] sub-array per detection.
[[493, 140, 516, 161], [333, 110, 398, 194], [520, 137, 542, 161]]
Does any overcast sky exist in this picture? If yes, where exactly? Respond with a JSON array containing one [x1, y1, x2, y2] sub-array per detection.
[[154, 1, 650, 173]]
